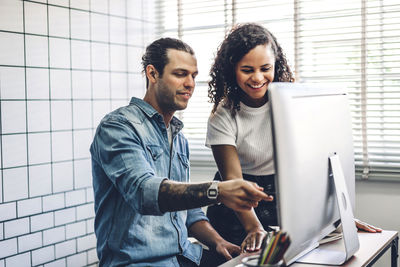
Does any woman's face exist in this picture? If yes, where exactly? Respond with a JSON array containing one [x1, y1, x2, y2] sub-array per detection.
[[235, 44, 275, 107]]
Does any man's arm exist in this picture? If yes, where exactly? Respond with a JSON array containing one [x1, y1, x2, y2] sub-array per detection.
[[188, 220, 240, 260], [94, 119, 270, 215], [158, 179, 272, 213]]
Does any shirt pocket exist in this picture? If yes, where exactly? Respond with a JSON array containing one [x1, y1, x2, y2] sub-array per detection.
[[177, 153, 189, 168], [145, 144, 164, 161], [175, 152, 189, 182]]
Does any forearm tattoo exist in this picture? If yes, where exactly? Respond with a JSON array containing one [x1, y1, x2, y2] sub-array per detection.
[[158, 181, 217, 212]]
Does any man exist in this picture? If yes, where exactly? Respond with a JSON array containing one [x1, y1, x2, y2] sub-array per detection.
[[90, 37, 272, 266]]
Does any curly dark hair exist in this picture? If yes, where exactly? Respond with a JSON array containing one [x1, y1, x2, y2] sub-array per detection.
[[208, 23, 294, 115]]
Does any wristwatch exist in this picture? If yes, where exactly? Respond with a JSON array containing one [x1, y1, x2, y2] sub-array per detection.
[[207, 181, 219, 200]]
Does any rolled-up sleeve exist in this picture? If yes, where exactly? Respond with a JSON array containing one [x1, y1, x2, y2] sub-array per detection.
[[91, 118, 165, 215], [186, 208, 209, 228]]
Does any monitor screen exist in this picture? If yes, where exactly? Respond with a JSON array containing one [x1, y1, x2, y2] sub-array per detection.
[[268, 82, 357, 265]]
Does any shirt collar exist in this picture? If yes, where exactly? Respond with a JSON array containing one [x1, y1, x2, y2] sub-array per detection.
[[129, 97, 184, 131]]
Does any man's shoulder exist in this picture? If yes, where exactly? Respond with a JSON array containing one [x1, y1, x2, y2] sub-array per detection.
[[103, 103, 147, 126]]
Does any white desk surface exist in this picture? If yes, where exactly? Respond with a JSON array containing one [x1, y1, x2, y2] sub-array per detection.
[[219, 230, 398, 267]]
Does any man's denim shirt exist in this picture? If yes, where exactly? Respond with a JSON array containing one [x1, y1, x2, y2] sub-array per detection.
[[90, 97, 208, 266]]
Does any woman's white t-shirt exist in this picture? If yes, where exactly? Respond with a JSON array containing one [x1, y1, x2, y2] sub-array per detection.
[[205, 101, 275, 176]]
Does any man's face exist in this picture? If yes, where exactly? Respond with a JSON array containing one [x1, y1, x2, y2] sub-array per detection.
[[154, 49, 198, 113]]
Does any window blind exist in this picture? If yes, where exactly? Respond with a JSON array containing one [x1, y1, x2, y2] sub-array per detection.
[[156, 0, 400, 181], [295, 0, 400, 180]]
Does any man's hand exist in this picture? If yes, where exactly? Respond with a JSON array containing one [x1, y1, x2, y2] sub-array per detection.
[[215, 239, 241, 260], [218, 180, 273, 211], [355, 219, 382, 233], [241, 228, 268, 253]]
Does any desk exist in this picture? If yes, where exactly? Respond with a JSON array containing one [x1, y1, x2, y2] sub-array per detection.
[[219, 230, 398, 267]]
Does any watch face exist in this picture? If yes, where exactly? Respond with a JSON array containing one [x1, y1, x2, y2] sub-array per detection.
[[208, 189, 218, 198]]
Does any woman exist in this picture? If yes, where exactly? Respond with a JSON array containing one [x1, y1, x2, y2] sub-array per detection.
[[205, 23, 381, 253]]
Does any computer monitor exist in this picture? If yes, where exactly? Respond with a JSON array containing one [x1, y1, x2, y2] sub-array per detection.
[[268, 82, 359, 265]]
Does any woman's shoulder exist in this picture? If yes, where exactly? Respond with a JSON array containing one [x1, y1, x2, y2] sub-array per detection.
[[210, 100, 232, 119]]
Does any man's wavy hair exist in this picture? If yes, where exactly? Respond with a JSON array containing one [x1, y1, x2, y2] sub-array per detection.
[[142, 37, 194, 88], [208, 23, 294, 115]]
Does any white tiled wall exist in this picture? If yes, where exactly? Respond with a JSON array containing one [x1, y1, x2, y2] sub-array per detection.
[[0, 0, 155, 265]]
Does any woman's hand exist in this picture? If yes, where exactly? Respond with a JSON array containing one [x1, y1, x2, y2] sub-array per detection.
[[241, 228, 268, 253], [355, 219, 382, 233]]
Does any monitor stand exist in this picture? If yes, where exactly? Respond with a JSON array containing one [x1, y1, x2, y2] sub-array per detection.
[[296, 154, 360, 265]]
